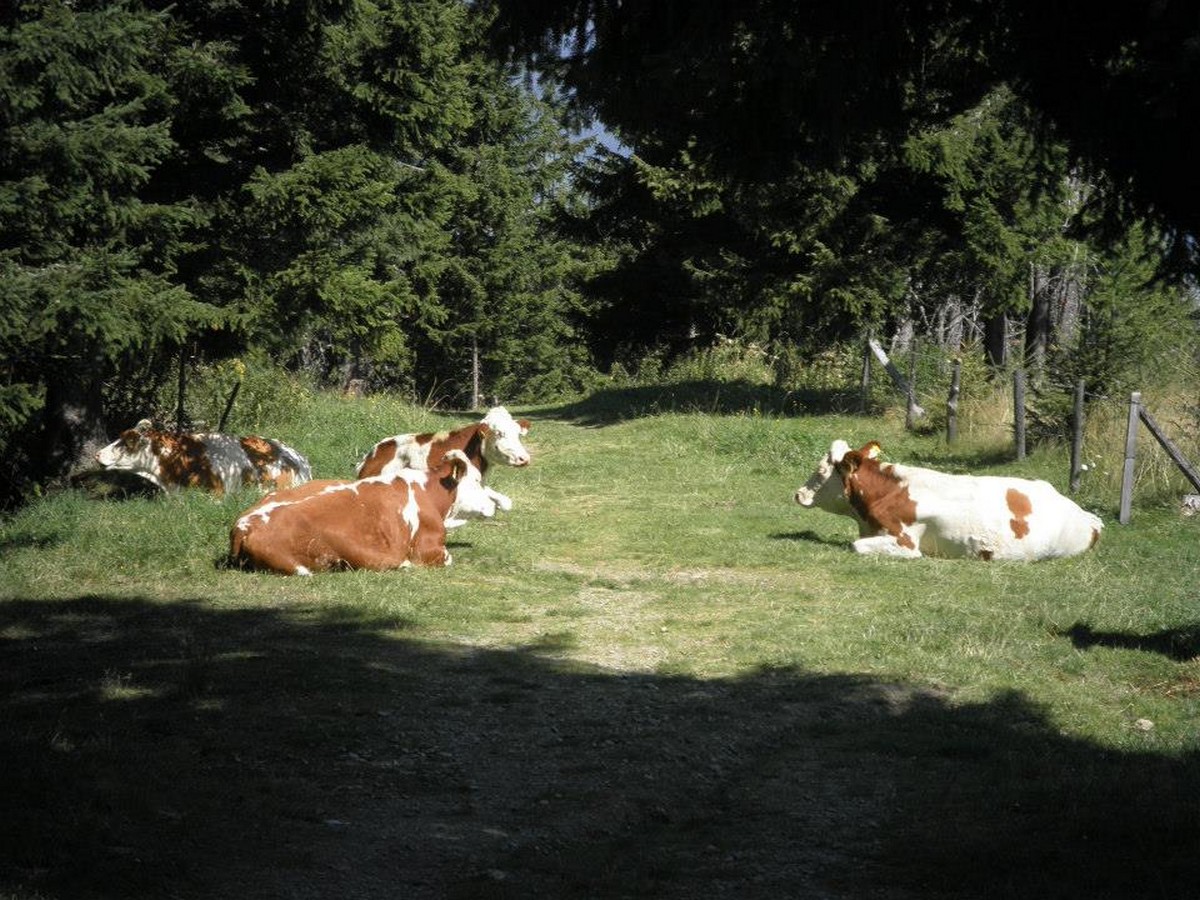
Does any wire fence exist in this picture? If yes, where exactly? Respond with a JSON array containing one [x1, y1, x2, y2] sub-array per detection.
[[858, 337, 1200, 521]]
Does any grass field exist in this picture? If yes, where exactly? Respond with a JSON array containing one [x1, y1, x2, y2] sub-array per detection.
[[2, 387, 1198, 899]]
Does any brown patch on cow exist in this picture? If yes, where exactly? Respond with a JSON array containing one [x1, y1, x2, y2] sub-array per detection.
[[240, 436, 278, 485], [360, 424, 492, 479], [838, 450, 917, 542], [1090, 527, 1101, 549], [896, 532, 915, 550], [154, 433, 221, 492], [231, 460, 462, 574], [240, 436, 274, 461], [357, 438, 399, 478], [1006, 488, 1032, 539], [239, 436, 304, 489]]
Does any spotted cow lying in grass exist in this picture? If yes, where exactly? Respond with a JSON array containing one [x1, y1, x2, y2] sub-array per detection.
[[357, 406, 530, 525], [794, 440, 1103, 560], [229, 450, 496, 575], [95, 420, 311, 496]]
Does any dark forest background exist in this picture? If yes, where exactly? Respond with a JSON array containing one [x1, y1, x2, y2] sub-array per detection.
[[3, 0, 1198, 504]]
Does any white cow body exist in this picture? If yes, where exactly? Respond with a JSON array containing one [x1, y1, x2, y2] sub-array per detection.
[[795, 440, 1103, 561], [96, 420, 311, 495], [356, 406, 530, 525]]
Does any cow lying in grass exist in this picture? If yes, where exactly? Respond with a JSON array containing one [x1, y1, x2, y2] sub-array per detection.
[[357, 406, 530, 524], [229, 450, 496, 575], [794, 440, 1103, 560], [95, 419, 311, 496]]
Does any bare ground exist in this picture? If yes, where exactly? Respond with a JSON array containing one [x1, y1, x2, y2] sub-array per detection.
[[3, 595, 1198, 899]]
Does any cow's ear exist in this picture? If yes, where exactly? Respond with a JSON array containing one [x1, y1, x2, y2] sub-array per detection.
[[446, 454, 468, 483], [518, 419, 531, 435], [863, 441, 882, 460], [478, 424, 493, 438], [135, 419, 153, 434], [836, 451, 862, 476]]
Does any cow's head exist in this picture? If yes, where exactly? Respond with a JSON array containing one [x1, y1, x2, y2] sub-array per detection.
[[480, 406, 531, 467], [794, 439, 881, 516], [441, 449, 498, 520], [95, 419, 158, 472]]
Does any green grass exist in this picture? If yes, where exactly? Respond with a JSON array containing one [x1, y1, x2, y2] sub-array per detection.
[[2, 392, 1199, 898]]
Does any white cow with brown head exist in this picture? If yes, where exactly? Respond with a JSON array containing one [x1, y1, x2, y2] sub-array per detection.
[[357, 406, 530, 524], [795, 440, 1103, 560]]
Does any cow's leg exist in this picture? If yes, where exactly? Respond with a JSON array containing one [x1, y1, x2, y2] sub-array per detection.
[[409, 534, 450, 566], [240, 539, 308, 575], [406, 513, 450, 567], [485, 487, 512, 512], [851, 530, 924, 558], [322, 539, 408, 572]]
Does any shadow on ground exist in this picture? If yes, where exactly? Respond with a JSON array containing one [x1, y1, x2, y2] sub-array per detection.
[[1063, 623, 1200, 663], [528, 380, 862, 426], [2, 596, 1197, 899]]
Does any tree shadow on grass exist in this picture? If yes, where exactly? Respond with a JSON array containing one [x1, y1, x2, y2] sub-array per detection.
[[2, 595, 1197, 900], [1061, 623, 1200, 662], [528, 381, 861, 427]]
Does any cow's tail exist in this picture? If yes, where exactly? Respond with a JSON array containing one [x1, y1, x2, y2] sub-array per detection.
[[226, 523, 252, 570]]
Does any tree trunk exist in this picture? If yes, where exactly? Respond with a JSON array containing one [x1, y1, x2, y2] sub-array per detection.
[[983, 312, 1008, 370], [1025, 265, 1051, 381], [37, 361, 108, 482]]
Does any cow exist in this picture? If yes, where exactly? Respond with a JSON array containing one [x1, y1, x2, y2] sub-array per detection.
[[356, 406, 531, 523], [794, 439, 1103, 560], [228, 450, 497, 575], [95, 419, 312, 496]]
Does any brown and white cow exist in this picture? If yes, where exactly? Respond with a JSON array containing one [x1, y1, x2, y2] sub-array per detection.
[[794, 439, 1103, 560], [96, 419, 311, 496], [229, 450, 498, 575], [356, 406, 530, 522]]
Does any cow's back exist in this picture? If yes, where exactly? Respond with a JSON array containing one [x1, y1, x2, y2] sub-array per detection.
[[231, 478, 420, 574], [357, 435, 422, 479], [357, 428, 479, 480], [97, 423, 311, 495], [229, 473, 457, 574], [238, 436, 312, 489], [889, 468, 1102, 560]]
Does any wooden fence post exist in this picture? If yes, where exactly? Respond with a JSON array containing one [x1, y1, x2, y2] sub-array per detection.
[[216, 380, 241, 433], [905, 341, 918, 430], [867, 338, 926, 419], [1119, 391, 1141, 525], [1069, 378, 1085, 492], [1138, 404, 1200, 493], [1013, 369, 1026, 460], [860, 338, 872, 413], [946, 358, 961, 445]]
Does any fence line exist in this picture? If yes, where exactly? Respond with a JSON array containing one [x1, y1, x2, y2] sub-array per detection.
[[1119, 391, 1200, 524], [859, 340, 1199, 521]]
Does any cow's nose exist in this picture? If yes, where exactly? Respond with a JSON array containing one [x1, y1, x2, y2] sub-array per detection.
[[794, 488, 814, 507]]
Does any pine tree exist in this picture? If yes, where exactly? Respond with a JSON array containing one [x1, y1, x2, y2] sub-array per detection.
[[0, 2, 221, 497]]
